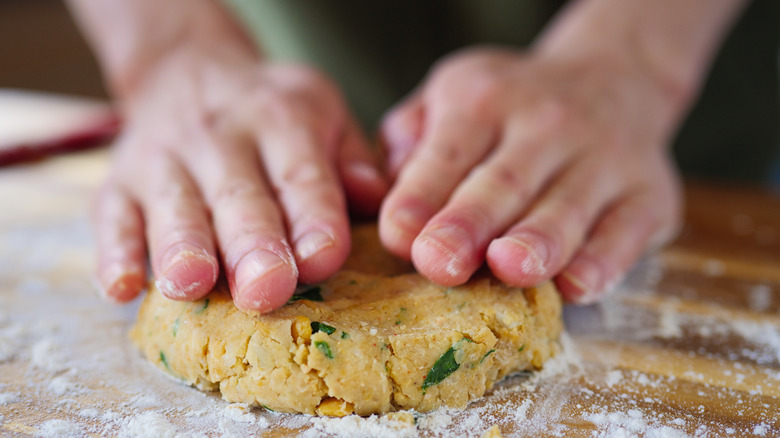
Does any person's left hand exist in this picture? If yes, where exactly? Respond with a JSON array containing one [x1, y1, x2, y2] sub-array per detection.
[[378, 47, 683, 303]]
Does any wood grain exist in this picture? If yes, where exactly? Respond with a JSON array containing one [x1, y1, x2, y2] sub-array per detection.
[[0, 151, 778, 437]]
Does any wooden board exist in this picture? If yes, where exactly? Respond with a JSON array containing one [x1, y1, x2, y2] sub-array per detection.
[[0, 150, 778, 437]]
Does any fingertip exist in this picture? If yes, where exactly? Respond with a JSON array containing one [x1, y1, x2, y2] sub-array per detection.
[[411, 225, 475, 286], [555, 272, 600, 305], [486, 235, 549, 286], [100, 266, 146, 303], [555, 253, 607, 305], [157, 249, 219, 300], [379, 201, 431, 260], [294, 226, 350, 283], [232, 249, 298, 313]]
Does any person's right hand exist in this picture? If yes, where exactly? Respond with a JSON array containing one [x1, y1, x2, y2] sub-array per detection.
[[93, 46, 387, 312]]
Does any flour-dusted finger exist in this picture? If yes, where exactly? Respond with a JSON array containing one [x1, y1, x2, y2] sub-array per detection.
[[557, 179, 682, 303], [379, 112, 495, 260], [189, 139, 297, 313], [140, 154, 218, 301], [487, 156, 624, 287], [93, 183, 147, 303], [255, 115, 351, 285], [411, 111, 572, 285]]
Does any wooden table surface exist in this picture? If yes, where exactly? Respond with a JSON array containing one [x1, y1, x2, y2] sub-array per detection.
[[0, 150, 778, 437]]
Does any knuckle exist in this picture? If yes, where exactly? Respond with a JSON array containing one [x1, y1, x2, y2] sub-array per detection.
[[278, 161, 331, 189], [211, 179, 265, 206], [552, 192, 590, 226], [257, 91, 312, 124], [476, 162, 527, 195], [419, 141, 471, 171]]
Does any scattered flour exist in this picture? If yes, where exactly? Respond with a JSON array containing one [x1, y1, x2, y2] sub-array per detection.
[[48, 376, 81, 396], [0, 323, 26, 362], [221, 403, 257, 424], [30, 339, 67, 372], [747, 285, 772, 312], [304, 414, 417, 438], [129, 394, 160, 409], [730, 321, 780, 363], [0, 392, 19, 405], [36, 419, 83, 438], [584, 410, 689, 438], [753, 423, 769, 436], [702, 259, 725, 277], [657, 303, 682, 339], [2, 209, 778, 437], [118, 411, 180, 438], [417, 409, 453, 431], [77, 408, 100, 418], [604, 370, 623, 388], [514, 399, 533, 422]]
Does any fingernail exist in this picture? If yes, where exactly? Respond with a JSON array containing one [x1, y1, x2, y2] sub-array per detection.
[[100, 262, 144, 303], [295, 229, 335, 262], [235, 249, 287, 296], [420, 224, 472, 275], [347, 161, 383, 184], [561, 260, 603, 304], [502, 236, 548, 277], [391, 205, 429, 236], [159, 243, 218, 299]]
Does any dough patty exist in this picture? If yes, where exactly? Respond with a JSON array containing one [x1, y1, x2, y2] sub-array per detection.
[[131, 224, 563, 416]]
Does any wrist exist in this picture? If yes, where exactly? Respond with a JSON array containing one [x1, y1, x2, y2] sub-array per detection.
[[534, 0, 746, 139]]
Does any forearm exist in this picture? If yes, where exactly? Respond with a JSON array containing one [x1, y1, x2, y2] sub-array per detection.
[[536, 0, 747, 122], [66, 0, 257, 99]]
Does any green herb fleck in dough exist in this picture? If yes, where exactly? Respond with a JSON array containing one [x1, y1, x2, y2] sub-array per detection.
[[395, 320, 401, 325], [479, 349, 496, 365], [421, 338, 470, 393], [261, 404, 274, 412], [311, 321, 336, 335], [340, 331, 350, 339], [518, 344, 526, 352], [159, 351, 170, 370], [348, 280, 358, 285], [194, 299, 209, 314], [315, 341, 334, 359], [288, 285, 324, 303], [172, 318, 180, 337]]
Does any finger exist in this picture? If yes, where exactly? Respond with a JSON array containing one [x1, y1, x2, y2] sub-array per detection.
[[93, 184, 147, 303], [487, 157, 623, 287], [557, 186, 682, 304], [188, 140, 297, 313], [257, 121, 351, 284], [338, 118, 389, 217], [379, 112, 495, 259], [141, 155, 219, 301], [380, 94, 425, 179], [411, 117, 572, 285]]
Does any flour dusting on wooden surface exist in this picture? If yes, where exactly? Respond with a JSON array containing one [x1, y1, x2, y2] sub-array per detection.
[[1, 203, 779, 436]]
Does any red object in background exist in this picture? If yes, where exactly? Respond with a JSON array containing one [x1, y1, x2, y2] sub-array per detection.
[[0, 89, 120, 166]]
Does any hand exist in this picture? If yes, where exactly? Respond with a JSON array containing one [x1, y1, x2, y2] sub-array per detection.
[[379, 47, 682, 303], [93, 47, 387, 312]]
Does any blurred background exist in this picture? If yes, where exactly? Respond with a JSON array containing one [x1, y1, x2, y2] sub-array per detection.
[[0, 0, 778, 185], [0, 0, 106, 98]]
